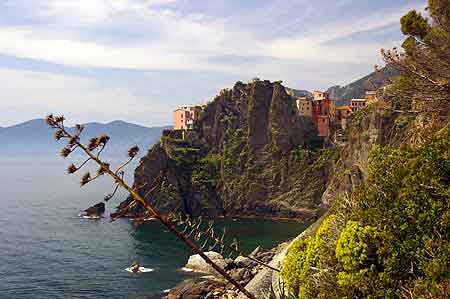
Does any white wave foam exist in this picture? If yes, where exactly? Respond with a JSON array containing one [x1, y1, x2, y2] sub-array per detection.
[[125, 266, 154, 273], [180, 267, 193, 272]]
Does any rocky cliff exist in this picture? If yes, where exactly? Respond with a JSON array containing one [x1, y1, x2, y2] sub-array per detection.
[[122, 80, 338, 218], [320, 103, 399, 207]]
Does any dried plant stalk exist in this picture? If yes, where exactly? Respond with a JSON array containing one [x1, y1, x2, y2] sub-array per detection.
[[46, 114, 255, 299]]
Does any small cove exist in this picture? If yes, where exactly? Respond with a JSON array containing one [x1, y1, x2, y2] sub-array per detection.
[[0, 157, 311, 299]]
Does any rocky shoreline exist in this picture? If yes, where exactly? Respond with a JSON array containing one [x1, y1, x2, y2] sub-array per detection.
[[166, 245, 281, 299]]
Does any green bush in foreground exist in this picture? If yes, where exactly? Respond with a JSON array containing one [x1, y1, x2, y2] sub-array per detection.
[[282, 127, 450, 298]]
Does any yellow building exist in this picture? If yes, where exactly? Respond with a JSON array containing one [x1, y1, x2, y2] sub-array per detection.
[[364, 91, 377, 104], [313, 91, 328, 101], [295, 97, 313, 117], [350, 99, 367, 113]]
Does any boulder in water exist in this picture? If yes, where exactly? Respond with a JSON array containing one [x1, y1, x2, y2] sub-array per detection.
[[82, 202, 105, 217]]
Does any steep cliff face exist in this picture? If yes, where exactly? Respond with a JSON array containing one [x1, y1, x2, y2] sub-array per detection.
[[281, 107, 450, 299], [125, 80, 336, 218], [320, 103, 399, 207]]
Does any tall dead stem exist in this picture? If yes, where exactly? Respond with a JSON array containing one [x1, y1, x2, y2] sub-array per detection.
[[46, 114, 256, 299]]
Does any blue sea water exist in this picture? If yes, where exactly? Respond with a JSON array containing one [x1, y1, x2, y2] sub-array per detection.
[[0, 156, 310, 299]]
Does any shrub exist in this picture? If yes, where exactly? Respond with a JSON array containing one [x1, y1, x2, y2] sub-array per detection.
[[281, 215, 339, 299], [282, 128, 450, 299], [335, 221, 380, 296]]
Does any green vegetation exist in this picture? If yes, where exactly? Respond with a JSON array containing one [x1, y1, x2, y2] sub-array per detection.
[[281, 215, 339, 298], [161, 135, 189, 146], [223, 128, 246, 178], [282, 4, 450, 296], [350, 104, 375, 127], [170, 147, 201, 167], [360, 131, 369, 142], [192, 153, 221, 186], [383, 0, 450, 113], [282, 127, 450, 299]]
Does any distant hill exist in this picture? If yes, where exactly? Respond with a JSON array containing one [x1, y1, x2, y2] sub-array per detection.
[[327, 67, 399, 106], [290, 89, 313, 99], [0, 119, 171, 157]]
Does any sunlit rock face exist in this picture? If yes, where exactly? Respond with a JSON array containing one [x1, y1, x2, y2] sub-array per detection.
[[123, 80, 335, 219]]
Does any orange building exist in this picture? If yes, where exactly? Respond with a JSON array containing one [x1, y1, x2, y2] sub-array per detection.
[[173, 105, 203, 130]]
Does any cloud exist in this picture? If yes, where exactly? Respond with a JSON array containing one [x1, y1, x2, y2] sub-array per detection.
[[0, 0, 428, 127], [264, 4, 416, 62], [0, 68, 170, 126], [22, 0, 178, 25], [0, 0, 416, 73], [0, 27, 210, 71]]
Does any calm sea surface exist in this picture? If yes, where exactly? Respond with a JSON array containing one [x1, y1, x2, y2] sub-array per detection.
[[0, 156, 310, 299]]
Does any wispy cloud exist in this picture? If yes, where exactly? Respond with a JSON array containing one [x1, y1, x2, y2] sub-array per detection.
[[0, 1, 423, 70], [0, 0, 428, 126]]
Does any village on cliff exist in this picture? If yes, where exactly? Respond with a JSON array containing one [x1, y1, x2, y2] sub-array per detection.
[[172, 84, 377, 143]]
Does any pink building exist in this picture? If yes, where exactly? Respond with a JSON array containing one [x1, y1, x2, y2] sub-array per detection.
[[316, 115, 330, 137], [312, 91, 335, 137], [173, 105, 203, 130]]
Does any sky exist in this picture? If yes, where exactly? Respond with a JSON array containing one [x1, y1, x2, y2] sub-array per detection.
[[0, 0, 427, 127]]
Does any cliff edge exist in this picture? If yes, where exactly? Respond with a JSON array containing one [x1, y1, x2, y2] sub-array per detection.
[[120, 80, 338, 218]]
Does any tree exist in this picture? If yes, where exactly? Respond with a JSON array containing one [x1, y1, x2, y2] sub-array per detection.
[[382, 0, 450, 114]]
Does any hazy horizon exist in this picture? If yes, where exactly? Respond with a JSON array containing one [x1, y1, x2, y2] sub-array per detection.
[[0, 118, 172, 129]]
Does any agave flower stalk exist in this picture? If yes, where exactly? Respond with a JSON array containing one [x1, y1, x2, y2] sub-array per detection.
[[170, 214, 281, 272], [46, 114, 255, 299]]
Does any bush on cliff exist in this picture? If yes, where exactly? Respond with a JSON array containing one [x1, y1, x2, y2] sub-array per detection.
[[282, 127, 450, 299], [282, 2, 450, 297]]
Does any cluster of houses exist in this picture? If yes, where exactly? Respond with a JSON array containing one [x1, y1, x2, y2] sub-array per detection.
[[292, 90, 377, 138], [172, 88, 377, 142]]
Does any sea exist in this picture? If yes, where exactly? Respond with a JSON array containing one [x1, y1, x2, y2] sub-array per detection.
[[0, 156, 310, 299]]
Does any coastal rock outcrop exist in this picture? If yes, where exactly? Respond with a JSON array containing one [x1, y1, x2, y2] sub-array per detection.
[[123, 80, 336, 218], [185, 251, 228, 275], [169, 247, 278, 299]]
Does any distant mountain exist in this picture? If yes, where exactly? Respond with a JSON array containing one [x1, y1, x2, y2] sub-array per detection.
[[0, 119, 171, 157], [290, 89, 313, 99], [327, 67, 400, 106]]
